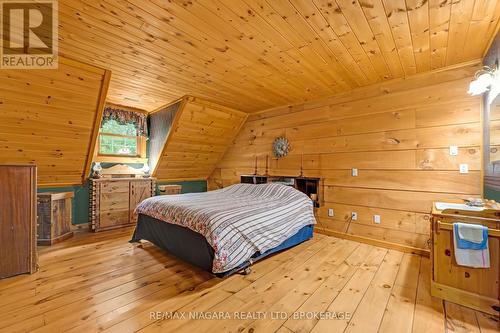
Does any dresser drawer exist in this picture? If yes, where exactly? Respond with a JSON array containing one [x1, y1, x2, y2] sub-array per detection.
[[100, 181, 130, 194], [99, 210, 130, 229], [99, 192, 129, 211]]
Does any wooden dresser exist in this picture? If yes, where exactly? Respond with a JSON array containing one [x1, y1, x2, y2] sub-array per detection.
[[90, 178, 155, 232], [37, 192, 74, 245], [431, 202, 500, 316], [0, 165, 37, 278]]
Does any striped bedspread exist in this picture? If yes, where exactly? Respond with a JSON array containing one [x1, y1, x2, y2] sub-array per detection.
[[135, 183, 316, 273]]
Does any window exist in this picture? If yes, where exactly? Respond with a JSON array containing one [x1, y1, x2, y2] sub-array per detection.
[[98, 119, 139, 156], [95, 106, 148, 163]]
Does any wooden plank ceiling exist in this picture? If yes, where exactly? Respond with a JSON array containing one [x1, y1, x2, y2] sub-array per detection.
[[59, 0, 500, 112], [153, 96, 248, 181]]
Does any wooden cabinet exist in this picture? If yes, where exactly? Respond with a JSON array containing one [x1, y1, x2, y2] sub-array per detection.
[[158, 184, 182, 195], [240, 175, 320, 207], [0, 165, 37, 278], [431, 202, 500, 316], [130, 180, 155, 223], [90, 178, 155, 232], [240, 175, 268, 184], [37, 192, 74, 245]]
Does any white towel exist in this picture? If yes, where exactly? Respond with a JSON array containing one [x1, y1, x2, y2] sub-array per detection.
[[457, 223, 485, 244], [453, 223, 490, 268]]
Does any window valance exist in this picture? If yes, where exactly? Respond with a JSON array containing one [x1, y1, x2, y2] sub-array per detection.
[[102, 106, 148, 136]]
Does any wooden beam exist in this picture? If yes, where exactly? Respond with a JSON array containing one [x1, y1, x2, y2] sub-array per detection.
[[83, 69, 112, 182]]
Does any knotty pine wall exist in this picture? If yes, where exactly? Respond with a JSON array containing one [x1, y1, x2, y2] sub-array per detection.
[[208, 63, 483, 254], [0, 57, 110, 187], [154, 96, 247, 181]]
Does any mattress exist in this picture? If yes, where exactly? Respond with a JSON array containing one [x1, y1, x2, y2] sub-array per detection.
[[131, 214, 314, 277], [133, 183, 316, 274]]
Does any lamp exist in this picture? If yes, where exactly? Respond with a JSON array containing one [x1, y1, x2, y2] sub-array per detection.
[[142, 163, 150, 177], [92, 162, 102, 178], [468, 66, 496, 96]]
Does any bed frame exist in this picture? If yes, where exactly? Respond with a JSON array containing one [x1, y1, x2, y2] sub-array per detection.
[[130, 214, 314, 277]]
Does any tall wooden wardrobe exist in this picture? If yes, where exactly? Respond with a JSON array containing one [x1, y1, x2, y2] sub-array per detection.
[[0, 165, 37, 278]]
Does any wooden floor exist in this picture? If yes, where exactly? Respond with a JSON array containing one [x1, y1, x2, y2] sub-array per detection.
[[0, 228, 498, 333]]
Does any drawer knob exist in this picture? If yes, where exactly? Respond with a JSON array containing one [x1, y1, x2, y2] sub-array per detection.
[[444, 249, 451, 257]]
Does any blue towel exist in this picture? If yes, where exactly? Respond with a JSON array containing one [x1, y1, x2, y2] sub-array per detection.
[[454, 223, 488, 250]]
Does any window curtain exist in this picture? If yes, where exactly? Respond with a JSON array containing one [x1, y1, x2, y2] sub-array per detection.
[[102, 106, 148, 136]]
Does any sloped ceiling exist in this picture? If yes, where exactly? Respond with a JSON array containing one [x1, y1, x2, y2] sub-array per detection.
[[153, 96, 248, 181], [0, 57, 110, 186], [58, 0, 500, 112]]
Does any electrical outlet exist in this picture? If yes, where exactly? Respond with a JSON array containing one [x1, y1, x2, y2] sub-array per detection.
[[328, 208, 334, 217], [373, 215, 381, 224], [459, 164, 469, 174], [351, 212, 358, 221], [450, 146, 458, 156], [352, 168, 358, 177]]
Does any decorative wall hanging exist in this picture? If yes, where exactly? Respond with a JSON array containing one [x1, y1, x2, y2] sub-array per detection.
[[272, 137, 290, 158]]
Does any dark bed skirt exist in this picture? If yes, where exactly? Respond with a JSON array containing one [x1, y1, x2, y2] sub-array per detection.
[[130, 214, 314, 277]]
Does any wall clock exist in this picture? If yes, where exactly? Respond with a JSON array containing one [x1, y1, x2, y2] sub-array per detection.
[[272, 137, 290, 158]]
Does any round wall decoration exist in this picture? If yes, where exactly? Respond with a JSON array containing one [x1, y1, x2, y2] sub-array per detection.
[[272, 137, 290, 158]]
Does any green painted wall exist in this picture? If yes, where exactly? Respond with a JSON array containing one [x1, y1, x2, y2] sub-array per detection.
[[484, 186, 500, 202], [37, 183, 90, 225], [38, 179, 208, 225]]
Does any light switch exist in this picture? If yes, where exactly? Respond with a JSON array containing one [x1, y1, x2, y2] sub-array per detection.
[[459, 164, 469, 174], [450, 146, 458, 156], [373, 215, 381, 224], [351, 212, 358, 221], [352, 168, 358, 177], [328, 208, 334, 217]]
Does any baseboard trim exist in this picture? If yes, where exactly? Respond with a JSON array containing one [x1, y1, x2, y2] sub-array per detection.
[[71, 223, 90, 232], [314, 228, 430, 257]]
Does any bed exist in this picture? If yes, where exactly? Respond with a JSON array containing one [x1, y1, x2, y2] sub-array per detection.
[[130, 183, 316, 277]]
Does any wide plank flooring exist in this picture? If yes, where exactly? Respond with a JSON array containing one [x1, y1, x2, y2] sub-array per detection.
[[0, 228, 498, 333]]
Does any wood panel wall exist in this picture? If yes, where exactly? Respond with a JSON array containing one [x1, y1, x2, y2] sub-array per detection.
[[208, 63, 483, 254], [0, 57, 111, 187], [153, 96, 247, 181]]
